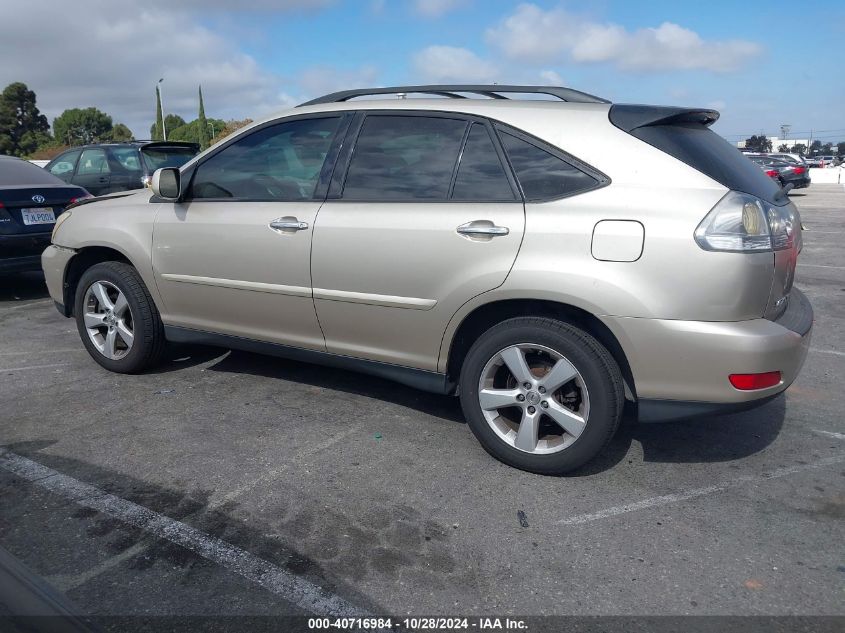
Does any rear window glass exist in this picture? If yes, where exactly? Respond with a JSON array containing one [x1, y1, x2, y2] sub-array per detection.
[[500, 132, 598, 201], [141, 147, 198, 172], [630, 124, 783, 204], [0, 158, 66, 186]]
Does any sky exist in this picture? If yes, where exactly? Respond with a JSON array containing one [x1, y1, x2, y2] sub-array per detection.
[[2, 0, 843, 144]]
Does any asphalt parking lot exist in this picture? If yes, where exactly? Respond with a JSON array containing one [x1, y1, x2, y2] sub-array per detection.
[[1, 185, 844, 624]]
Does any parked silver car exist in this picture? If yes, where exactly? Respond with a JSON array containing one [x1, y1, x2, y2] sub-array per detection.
[[42, 85, 811, 474]]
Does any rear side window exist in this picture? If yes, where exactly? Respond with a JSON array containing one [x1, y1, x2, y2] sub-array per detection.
[[110, 147, 142, 172], [629, 123, 782, 204], [500, 132, 598, 201], [452, 124, 516, 201], [77, 149, 110, 175], [343, 115, 467, 200]]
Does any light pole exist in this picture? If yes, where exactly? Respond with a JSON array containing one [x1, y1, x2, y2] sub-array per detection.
[[158, 78, 167, 141], [208, 121, 215, 138]]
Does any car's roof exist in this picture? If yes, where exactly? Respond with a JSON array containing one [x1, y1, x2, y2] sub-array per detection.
[[64, 141, 199, 150]]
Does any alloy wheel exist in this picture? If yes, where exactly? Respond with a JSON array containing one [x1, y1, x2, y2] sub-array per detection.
[[477, 344, 590, 454], [83, 280, 134, 360]]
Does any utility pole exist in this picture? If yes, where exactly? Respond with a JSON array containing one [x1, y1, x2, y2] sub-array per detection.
[[158, 78, 167, 141]]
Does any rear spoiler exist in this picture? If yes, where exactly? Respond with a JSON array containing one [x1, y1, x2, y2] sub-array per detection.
[[609, 105, 720, 133], [139, 141, 200, 151]]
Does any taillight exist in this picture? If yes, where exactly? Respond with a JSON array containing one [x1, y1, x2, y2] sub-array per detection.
[[792, 167, 806, 175], [765, 169, 778, 178], [695, 191, 799, 253], [729, 371, 782, 390], [68, 194, 93, 205]]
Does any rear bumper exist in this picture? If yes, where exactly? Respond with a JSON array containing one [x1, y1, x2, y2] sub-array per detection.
[[601, 288, 813, 422], [0, 233, 52, 273], [41, 244, 76, 316]]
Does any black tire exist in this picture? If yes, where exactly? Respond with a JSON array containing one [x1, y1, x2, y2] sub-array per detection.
[[74, 261, 166, 373], [459, 317, 624, 475]]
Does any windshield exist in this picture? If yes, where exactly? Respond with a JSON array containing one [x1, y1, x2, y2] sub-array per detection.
[[141, 147, 198, 172]]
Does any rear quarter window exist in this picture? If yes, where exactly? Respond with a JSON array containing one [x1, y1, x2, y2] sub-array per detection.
[[499, 131, 599, 201]]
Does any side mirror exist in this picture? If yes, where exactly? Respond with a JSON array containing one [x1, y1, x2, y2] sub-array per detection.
[[151, 168, 181, 201]]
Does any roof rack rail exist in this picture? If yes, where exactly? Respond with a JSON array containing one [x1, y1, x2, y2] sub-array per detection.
[[298, 84, 610, 107]]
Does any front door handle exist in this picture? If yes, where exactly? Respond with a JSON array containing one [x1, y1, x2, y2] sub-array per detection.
[[269, 217, 309, 233], [456, 221, 510, 237]]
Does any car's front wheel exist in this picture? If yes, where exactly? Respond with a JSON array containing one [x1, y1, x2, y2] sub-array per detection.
[[74, 261, 165, 373], [459, 317, 624, 475]]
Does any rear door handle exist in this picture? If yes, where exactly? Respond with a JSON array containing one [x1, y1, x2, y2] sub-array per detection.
[[269, 217, 309, 232], [456, 221, 510, 237]]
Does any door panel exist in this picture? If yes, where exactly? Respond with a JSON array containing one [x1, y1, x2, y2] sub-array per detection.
[[311, 202, 524, 370], [153, 201, 325, 350], [151, 114, 346, 350]]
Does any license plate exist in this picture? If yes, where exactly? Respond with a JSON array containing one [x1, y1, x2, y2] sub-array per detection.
[[21, 207, 55, 225]]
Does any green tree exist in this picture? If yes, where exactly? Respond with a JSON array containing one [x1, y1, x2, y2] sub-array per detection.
[[53, 107, 113, 145], [197, 85, 210, 150], [110, 123, 134, 141], [777, 144, 789, 152], [837, 141, 845, 156], [210, 118, 253, 146], [150, 114, 185, 139], [744, 135, 772, 153], [168, 118, 224, 145], [0, 82, 50, 157], [790, 143, 806, 156], [809, 140, 822, 155], [153, 86, 164, 141], [821, 142, 833, 154]]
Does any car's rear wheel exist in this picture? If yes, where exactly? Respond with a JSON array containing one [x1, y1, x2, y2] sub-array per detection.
[[74, 262, 165, 373], [459, 317, 624, 475]]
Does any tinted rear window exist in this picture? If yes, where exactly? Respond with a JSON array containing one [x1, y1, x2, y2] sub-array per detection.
[[0, 158, 66, 186], [141, 147, 197, 172], [630, 123, 783, 204]]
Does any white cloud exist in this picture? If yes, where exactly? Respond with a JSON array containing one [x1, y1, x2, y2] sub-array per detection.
[[539, 70, 564, 85], [298, 65, 380, 97], [487, 4, 761, 72], [414, 0, 468, 18], [412, 46, 498, 82], [0, 1, 339, 138]]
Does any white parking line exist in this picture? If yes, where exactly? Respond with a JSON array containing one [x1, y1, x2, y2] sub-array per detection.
[[556, 454, 845, 526], [798, 263, 845, 270], [0, 449, 367, 617], [813, 430, 845, 440], [209, 422, 367, 510], [810, 348, 845, 357], [0, 362, 70, 372], [0, 349, 83, 357]]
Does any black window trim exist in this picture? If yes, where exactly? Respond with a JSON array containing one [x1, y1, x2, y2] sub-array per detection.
[[156, 111, 353, 204], [327, 110, 521, 204], [492, 122, 610, 203]]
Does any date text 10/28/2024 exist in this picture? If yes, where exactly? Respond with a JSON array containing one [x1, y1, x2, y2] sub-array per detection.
[[308, 617, 529, 630]]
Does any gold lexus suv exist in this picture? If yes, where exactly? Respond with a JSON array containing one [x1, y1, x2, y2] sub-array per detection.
[[42, 85, 812, 474]]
